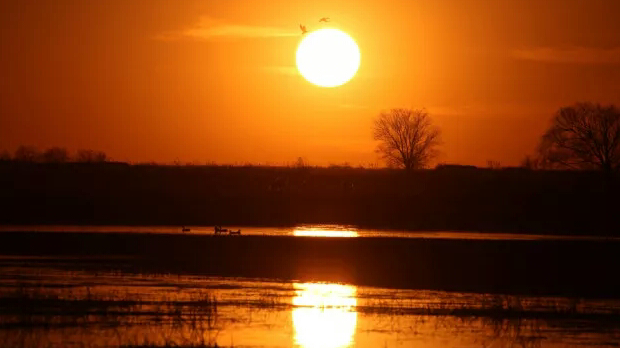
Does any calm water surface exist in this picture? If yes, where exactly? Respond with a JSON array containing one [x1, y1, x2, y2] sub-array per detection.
[[1, 257, 620, 348], [1, 224, 617, 241]]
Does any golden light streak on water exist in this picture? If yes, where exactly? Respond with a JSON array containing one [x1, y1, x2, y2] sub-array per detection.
[[293, 226, 358, 237], [291, 283, 357, 348]]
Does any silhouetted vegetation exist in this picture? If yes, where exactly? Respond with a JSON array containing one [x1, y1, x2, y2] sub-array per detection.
[[520, 155, 541, 170], [0, 161, 618, 235], [373, 108, 441, 170], [538, 102, 620, 173], [2, 145, 108, 163], [76, 149, 108, 163], [13, 145, 41, 162], [4, 260, 619, 348], [0, 283, 222, 348], [41, 146, 69, 163]]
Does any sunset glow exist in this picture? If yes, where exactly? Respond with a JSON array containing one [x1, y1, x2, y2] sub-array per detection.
[[3, 1, 620, 166], [3, 2, 620, 348], [296, 29, 361, 87]]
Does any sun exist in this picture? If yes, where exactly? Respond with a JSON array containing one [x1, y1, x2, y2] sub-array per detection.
[[296, 29, 361, 88]]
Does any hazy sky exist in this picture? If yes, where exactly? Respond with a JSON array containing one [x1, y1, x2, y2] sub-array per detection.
[[2, 0, 620, 166]]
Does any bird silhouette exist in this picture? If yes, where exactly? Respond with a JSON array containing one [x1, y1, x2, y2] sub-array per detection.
[[300, 24, 308, 34], [319, 17, 330, 22]]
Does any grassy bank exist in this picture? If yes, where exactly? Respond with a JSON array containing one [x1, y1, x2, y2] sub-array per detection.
[[0, 162, 619, 235]]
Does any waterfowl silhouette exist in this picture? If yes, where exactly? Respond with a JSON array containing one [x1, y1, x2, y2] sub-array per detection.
[[214, 226, 228, 234]]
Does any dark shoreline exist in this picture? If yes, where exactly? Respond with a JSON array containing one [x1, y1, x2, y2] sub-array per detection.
[[1, 162, 619, 235], [2, 231, 619, 299]]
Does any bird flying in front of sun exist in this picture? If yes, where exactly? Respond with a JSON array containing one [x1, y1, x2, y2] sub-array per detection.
[[296, 28, 361, 88]]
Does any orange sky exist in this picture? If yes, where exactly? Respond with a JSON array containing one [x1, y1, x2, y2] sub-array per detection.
[[1, 0, 620, 167]]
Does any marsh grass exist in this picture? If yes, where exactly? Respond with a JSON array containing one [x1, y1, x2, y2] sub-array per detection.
[[0, 286, 219, 330], [2, 280, 620, 348], [353, 293, 620, 325], [4, 284, 620, 326], [0, 285, 225, 348]]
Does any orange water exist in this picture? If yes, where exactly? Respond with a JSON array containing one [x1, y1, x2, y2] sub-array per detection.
[[1, 259, 619, 348]]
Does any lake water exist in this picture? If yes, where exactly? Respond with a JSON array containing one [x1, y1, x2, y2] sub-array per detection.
[[1, 224, 617, 241], [1, 256, 620, 348]]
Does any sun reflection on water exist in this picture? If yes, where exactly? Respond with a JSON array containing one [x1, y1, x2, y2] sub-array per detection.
[[292, 283, 357, 348], [293, 226, 359, 237]]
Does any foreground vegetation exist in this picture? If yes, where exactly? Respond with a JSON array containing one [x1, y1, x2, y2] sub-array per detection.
[[2, 267, 620, 348]]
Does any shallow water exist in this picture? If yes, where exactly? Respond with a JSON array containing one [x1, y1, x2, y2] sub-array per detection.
[[1, 224, 617, 241], [1, 258, 620, 348]]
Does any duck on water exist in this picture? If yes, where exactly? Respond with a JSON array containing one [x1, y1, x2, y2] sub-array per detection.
[[214, 226, 241, 235]]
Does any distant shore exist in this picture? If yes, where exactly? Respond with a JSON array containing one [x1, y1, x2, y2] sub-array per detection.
[[1, 231, 619, 299], [1, 162, 619, 235]]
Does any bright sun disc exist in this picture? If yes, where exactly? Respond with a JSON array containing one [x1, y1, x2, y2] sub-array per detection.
[[296, 29, 361, 87]]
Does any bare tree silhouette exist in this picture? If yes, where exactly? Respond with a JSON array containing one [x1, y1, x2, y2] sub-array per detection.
[[14, 146, 40, 162], [0, 150, 10, 161], [293, 157, 308, 169], [373, 108, 441, 170], [487, 160, 502, 170], [520, 155, 540, 170], [538, 102, 620, 173], [76, 149, 107, 163], [41, 147, 69, 163]]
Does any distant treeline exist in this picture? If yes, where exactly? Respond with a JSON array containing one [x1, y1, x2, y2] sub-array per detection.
[[1, 162, 618, 235], [0, 146, 107, 163]]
